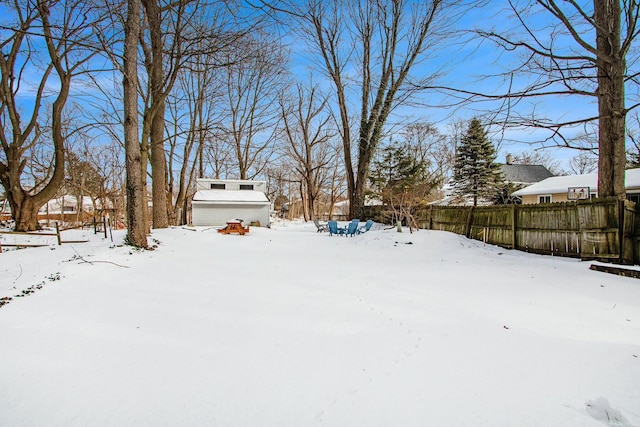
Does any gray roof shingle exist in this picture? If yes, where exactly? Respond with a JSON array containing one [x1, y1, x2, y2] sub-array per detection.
[[500, 164, 555, 185]]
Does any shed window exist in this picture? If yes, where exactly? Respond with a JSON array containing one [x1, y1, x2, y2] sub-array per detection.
[[210, 183, 225, 190], [538, 195, 552, 204], [239, 184, 254, 190]]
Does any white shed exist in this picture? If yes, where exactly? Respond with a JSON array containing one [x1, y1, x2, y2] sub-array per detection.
[[191, 179, 271, 227]]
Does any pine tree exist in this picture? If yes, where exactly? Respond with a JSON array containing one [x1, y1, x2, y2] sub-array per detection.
[[453, 118, 504, 206]]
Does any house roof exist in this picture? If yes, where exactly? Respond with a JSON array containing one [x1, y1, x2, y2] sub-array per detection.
[[500, 164, 555, 184], [41, 195, 114, 212], [512, 168, 640, 196], [193, 190, 269, 203]]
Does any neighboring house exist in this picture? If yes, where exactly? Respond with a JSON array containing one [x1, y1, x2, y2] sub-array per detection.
[[39, 195, 115, 223], [191, 179, 271, 227], [500, 155, 555, 186], [40, 195, 96, 215], [1, 194, 114, 224], [432, 156, 555, 206], [512, 168, 640, 204]]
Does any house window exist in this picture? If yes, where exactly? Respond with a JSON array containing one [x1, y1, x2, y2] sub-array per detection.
[[63, 205, 75, 213], [210, 183, 225, 190], [538, 195, 552, 204], [239, 184, 254, 190]]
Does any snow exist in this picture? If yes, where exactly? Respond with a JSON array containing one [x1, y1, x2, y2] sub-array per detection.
[[193, 189, 269, 202], [513, 168, 640, 196], [1, 221, 639, 427]]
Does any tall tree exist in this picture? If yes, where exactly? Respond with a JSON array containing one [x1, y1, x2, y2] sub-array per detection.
[[453, 118, 504, 206], [93, 0, 249, 226], [219, 34, 287, 179], [140, 0, 170, 229], [279, 83, 335, 220], [0, 0, 102, 231], [124, 0, 148, 248], [471, 0, 640, 201], [293, 0, 456, 218]]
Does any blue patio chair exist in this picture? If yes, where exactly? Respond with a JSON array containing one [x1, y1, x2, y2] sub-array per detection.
[[327, 220, 345, 236], [345, 220, 359, 237], [357, 219, 374, 234]]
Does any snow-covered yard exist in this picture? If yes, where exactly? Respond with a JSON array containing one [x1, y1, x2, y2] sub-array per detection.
[[1, 221, 638, 426]]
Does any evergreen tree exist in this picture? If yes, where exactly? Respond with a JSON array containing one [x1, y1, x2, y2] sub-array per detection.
[[453, 118, 504, 206], [369, 143, 434, 229]]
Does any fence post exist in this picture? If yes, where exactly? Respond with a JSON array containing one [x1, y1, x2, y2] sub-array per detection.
[[618, 199, 625, 264], [55, 222, 61, 245], [465, 206, 474, 238], [511, 204, 517, 250], [428, 205, 434, 230]]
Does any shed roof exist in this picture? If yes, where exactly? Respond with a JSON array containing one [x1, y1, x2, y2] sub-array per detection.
[[193, 189, 269, 203], [500, 164, 555, 184], [512, 168, 640, 196]]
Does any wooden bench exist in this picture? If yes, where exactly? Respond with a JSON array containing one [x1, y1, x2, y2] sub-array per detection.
[[217, 220, 250, 235]]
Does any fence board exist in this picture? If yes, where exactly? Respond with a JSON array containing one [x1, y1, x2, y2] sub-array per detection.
[[416, 197, 640, 264]]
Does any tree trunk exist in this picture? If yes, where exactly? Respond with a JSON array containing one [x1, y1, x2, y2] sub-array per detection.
[[124, 0, 148, 248], [151, 99, 169, 228], [595, 0, 626, 200], [140, 133, 150, 232], [6, 193, 40, 232], [1, 3, 71, 232], [143, 0, 169, 229]]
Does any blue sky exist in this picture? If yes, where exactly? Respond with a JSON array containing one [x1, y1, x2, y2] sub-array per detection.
[[3, 0, 630, 177], [282, 0, 613, 171]]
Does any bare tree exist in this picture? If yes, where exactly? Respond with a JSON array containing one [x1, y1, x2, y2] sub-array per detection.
[[401, 120, 455, 192], [92, 0, 252, 227], [291, 0, 461, 218], [466, 1, 639, 200], [166, 50, 227, 225], [0, 0, 104, 231], [124, 0, 148, 247], [202, 135, 234, 179], [219, 34, 287, 179], [510, 150, 565, 176], [64, 141, 107, 223], [279, 82, 335, 220], [627, 111, 640, 167], [139, 0, 170, 229], [569, 151, 599, 175]]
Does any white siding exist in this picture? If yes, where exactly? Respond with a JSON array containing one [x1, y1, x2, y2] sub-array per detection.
[[192, 201, 270, 227]]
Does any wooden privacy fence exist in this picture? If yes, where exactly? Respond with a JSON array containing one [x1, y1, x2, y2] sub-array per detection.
[[415, 198, 639, 265]]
